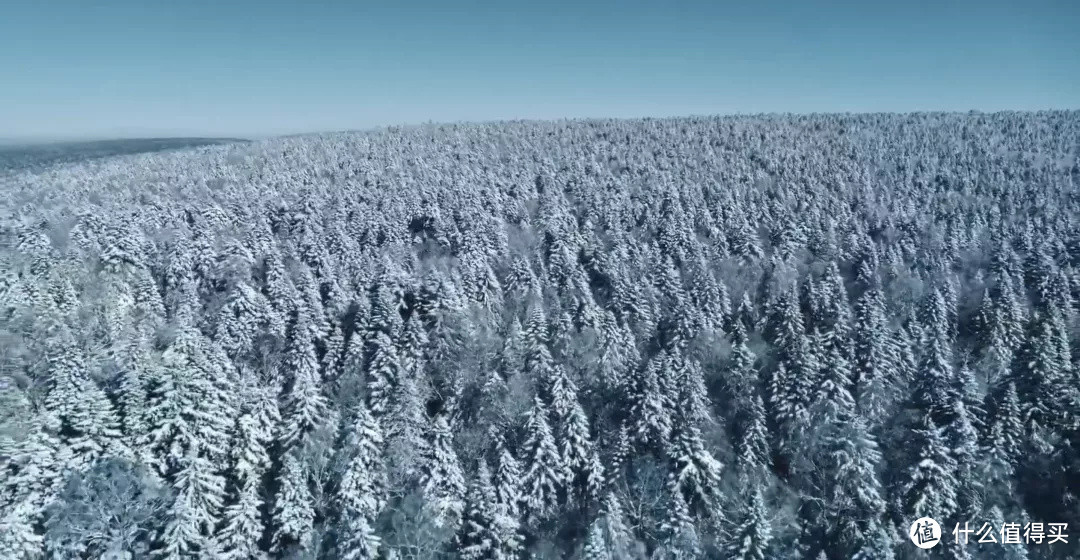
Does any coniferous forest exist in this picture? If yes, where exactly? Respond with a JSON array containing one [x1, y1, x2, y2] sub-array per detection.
[[2, 111, 1080, 559]]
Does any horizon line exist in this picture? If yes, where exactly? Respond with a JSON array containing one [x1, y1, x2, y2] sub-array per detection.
[[4, 107, 1078, 146]]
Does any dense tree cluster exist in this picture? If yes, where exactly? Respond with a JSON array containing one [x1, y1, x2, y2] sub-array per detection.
[[2, 111, 1079, 558]]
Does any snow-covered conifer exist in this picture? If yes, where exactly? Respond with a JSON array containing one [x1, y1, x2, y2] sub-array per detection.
[[851, 285, 895, 424], [154, 444, 227, 560], [897, 417, 958, 522], [365, 331, 400, 420], [270, 451, 315, 554], [725, 486, 771, 560], [215, 389, 276, 559], [280, 304, 328, 450], [421, 414, 466, 528], [519, 396, 566, 519]]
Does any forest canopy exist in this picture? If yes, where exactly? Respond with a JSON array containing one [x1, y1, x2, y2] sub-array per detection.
[[1, 111, 1079, 559]]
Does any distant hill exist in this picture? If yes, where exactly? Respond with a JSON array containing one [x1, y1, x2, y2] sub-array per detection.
[[0, 137, 249, 172]]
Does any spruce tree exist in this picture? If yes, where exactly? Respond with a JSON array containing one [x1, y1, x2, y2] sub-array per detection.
[[421, 414, 466, 528], [851, 284, 895, 424], [726, 486, 772, 560], [215, 388, 276, 560], [279, 305, 328, 451], [983, 381, 1024, 482], [335, 401, 387, 555], [491, 439, 524, 555], [0, 498, 46, 560], [667, 412, 724, 520], [897, 417, 958, 523], [270, 451, 315, 555], [629, 355, 674, 451], [1012, 313, 1069, 451], [457, 459, 508, 560], [582, 516, 612, 560], [155, 444, 227, 560], [655, 481, 701, 560], [823, 418, 891, 559], [519, 396, 566, 521], [365, 331, 401, 421]]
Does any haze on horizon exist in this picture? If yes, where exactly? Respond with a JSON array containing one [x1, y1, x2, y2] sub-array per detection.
[[2, 0, 1077, 142]]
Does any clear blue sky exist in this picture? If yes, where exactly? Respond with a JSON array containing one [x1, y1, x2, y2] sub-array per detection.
[[2, 0, 1077, 141]]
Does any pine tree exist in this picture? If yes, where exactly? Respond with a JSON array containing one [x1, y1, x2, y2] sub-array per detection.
[[0, 416, 64, 536], [982, 381, 1024, 481], [847, 526, 895, 560], [421, 414, 466, 528], [280, 305, 328, 451], [263, 248, 298, 320], [597, 491, 635, 558], [504, 256, 539, 301], [519, 396, 566, 520], [113, 334, 154, 451], [891, 321, 918, 390], [726, 486, 771, 560], [911, 289, 958, 429], [667, 414, 724, 520], [854, 240, 880, 289], [949, 372, 984, 524], [993, 272, 1026, 353], [731, 214, 764, 264], [897, 417, 958, 522], [981, 506, 1029, 560], [558, 400, 605, 505], [546, 364, 604, 505], [321, 318, 346, 382], [690, 264, 731, 334], [819, 261, 852, 348], [942, 274, 960, 343], [493, 440, 523, 520], [678, 357, 714, 429], [0, 498, 45, 560], [811, 333, 856, 435], [522, 303, 557, 379], [142, 327, 235, 477], [155, 444, 227, 560], [215, 388, 276, 560], [851, 285, 895, 424], [629, 355, 674, 450], [732, 291, 759, 336], [823, 417, 891, 559], [457, 459, 506, 560], [214, 282, 278, 361], [979, 308, 1015, 390], [1012, 313, 1070, 451], [767, 287, 819, 452], [216, 481, 268, 560], [491, 439, 524, 555], [44, 343, 125, 472], [270, 451, 315, 554], [335, 402, 387, 559], [386, 320, 430, 484], [728, 319, 758, 399], [655, 480, 700, 560], [338, 513, 381, 560], [734, 393, 771, 480], [582, 516, 612, 560], [365, 331, 400, 420]]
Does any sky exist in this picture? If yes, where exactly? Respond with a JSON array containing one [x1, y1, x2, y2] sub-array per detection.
[[1, 0, 1077, 141]]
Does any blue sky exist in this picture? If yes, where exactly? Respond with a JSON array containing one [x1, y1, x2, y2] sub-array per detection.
[[1, 0, 1077, 140]]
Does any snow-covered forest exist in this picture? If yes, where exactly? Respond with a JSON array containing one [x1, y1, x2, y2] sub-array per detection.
[[2, 111, 1079, 559]]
